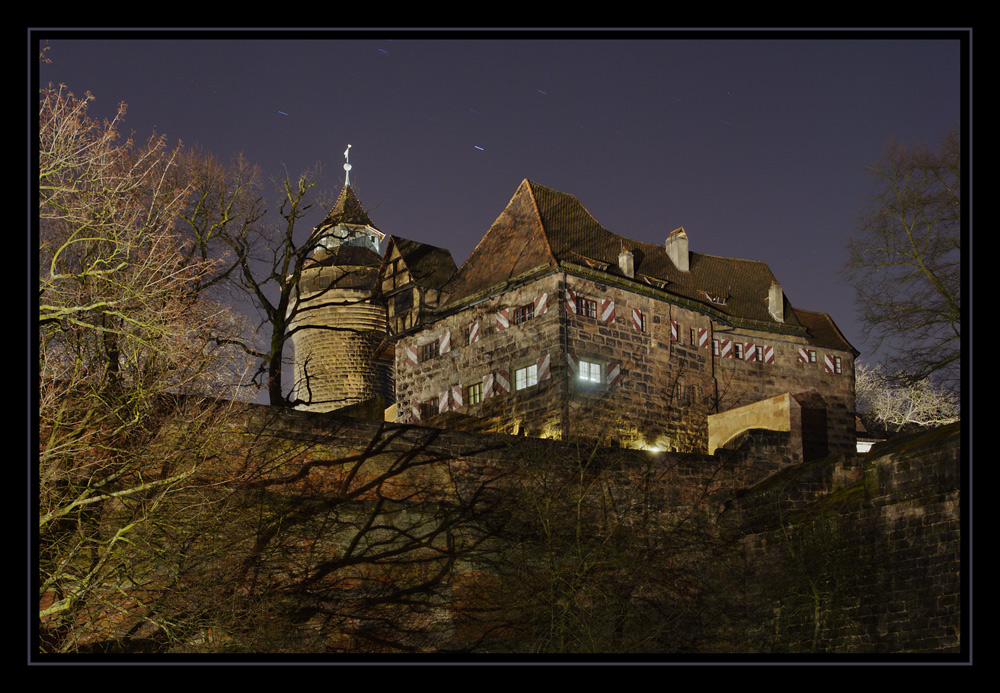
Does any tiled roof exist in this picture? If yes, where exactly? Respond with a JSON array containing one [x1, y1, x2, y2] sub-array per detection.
[[386, 236, 458, 291], [444, 180, 780, 319], [441, 180, 557, 301], [793, 309, 860, 355], [440, 179, 854, 351]]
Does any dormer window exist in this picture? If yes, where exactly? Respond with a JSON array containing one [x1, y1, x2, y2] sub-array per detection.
[[705, 292, 728, 306]]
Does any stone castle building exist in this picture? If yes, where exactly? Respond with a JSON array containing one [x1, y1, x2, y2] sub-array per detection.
[[291, 177, 859, 457]]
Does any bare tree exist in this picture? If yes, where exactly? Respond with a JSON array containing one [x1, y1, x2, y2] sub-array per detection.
[[175, 158, 380, 409], [844, 128, 961, 389], [37, 83, 252, 653]]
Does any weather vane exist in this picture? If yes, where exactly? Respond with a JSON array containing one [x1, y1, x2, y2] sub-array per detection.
[[343, 144, 352, 186]]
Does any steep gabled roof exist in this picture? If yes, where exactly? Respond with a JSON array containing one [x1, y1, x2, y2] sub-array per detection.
[[430, 179, 856, 350], [383, 236, 458, 291], [442, 180, 801, 329], [442, 179, 558, 302]]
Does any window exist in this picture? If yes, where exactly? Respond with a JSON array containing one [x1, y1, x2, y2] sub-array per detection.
[[578, 359, 602, 383], [513, 303, 534, 325], [690, 328, 697, 346], [832, 356, 842, 374], [421, 340, 440, 362], [808, 350, 817, 363], [515, 364, 538, 390], [756, 346, 764, 362], [674, 382, 696, 406], [419, 397, 439, 419], [577, 297, 598, 319], [734, 343, 744, 359], [465, 381, 482, 406], [712, 339, 720, 356]]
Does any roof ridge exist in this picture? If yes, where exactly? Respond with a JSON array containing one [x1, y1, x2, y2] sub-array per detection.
[[524, 180, 560, 269]]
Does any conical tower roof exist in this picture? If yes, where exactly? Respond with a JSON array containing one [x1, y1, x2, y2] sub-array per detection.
[[317, 185, 380, 231]]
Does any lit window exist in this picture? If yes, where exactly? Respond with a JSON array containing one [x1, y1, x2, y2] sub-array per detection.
[[513, 303, 534, 325], [577, 298, 597, 319], [578, 359, 602, 383], [465, 381, 482, 405], [809, 350, 817, 363], [712, 339, 720, 356], [833, 356, 842, 374], [515, 364, 538, 390]]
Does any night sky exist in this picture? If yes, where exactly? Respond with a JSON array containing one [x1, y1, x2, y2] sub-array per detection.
[[35, 30, 967, 366]]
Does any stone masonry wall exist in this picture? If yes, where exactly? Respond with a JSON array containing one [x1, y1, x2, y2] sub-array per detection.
[[720, 422, 962, 654], [396, 269, 856, 457], [289, 265, 392, 412], [101, 400, 960, 654]]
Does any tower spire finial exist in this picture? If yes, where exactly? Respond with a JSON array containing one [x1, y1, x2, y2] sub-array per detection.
[[343, 144, 352, 186]]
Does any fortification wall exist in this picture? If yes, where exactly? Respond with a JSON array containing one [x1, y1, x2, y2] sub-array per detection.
[[720, 422, 962, 654], [121, 400, 960, 655]]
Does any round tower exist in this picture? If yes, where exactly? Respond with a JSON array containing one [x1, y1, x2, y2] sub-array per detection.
[[287, 181, 393, 412]]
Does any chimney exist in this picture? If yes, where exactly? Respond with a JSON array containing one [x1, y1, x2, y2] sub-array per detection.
[[665, 227, 689, 272], [618, 249, 634, 278], [768, 281, 784, 323]]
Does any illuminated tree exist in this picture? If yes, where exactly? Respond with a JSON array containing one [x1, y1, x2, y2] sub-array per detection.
[[37, 82, 251, 652]]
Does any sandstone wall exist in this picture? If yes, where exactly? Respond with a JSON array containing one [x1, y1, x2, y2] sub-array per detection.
[[396, 269, 856, 456]]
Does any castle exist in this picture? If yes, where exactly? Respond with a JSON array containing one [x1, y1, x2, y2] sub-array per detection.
[[288, 175, 859, 458]]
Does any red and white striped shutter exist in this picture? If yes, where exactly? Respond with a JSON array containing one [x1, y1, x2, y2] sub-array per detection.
[[495, 369, 511, 394], [565, 288, 577, 314], [411, 403, 421, 421], [632, 307, 643, 331], [670, 320, 679, 341], [566, 352, 579, 377], [439, 390, 450, 414], [451, 384, 463, 408], [744, 342, 757, 361], [607, 360, 621, 387], [719, 339, 733, 359], [405, 344, 418, 366], [534, 292, 549, 316], [537, 353, 551, 382], [698, 328, 710, 350], [483, 372, 495, 399], [601, 299, 616, 322], [496, 308, 510, 331], [763, 345, 775, 364], [824, 354, 836, 373], [798, 347, 811, 363], [439, 330, 451, 354], [468, 320, 479, 344]]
